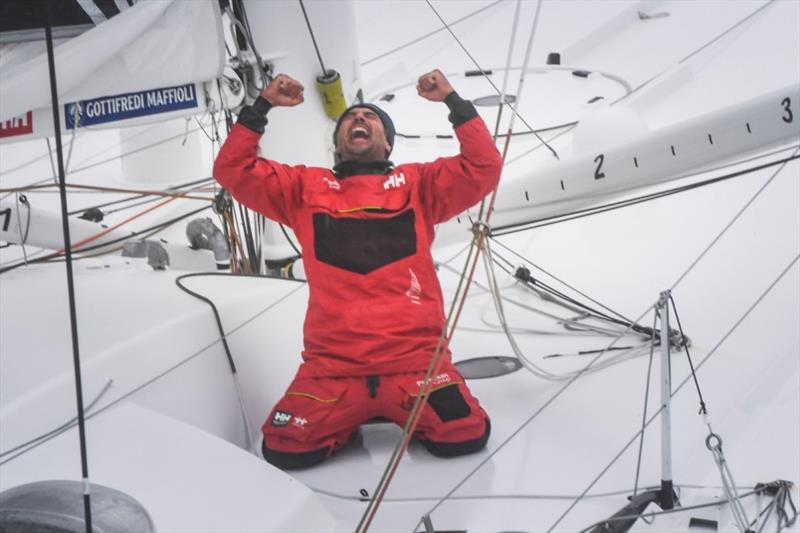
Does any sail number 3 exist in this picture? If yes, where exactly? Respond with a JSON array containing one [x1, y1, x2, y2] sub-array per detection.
[[782, 97, 793, 123]]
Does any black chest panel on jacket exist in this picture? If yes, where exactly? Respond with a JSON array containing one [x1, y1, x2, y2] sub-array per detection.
[[312, 209, 417, 274]]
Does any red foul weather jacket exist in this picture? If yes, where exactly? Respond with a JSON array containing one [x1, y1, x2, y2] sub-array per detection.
[[213, 93, 502, 379]]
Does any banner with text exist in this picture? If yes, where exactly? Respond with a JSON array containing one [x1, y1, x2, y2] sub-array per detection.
[[65, 84, 198, 129]]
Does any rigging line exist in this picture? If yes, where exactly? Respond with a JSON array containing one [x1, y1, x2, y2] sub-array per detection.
[[415, 303, 658, 530], [0, 205, 211, 274], [489, 237, 639, 326], [574, 489, 764, 533], [486, 249, 642, 335], [0, 182, 212, 201], [439, 260, 633, 338], [0, 279, 307, 467], [361, 0, 503, 66], [298, 0, 327, 74], [504, 1, 779, 166], [45, 138, 59, 185], [485, 243, 650, 377], [489, 251, 633, 330], [0, 379, 114, 461], [423, 0, 559, 161], [66, 122, 219, 176], [363, 0, 554, 516], [44, 11, 92, 533], [356, 229, 484, 532], [493, 152, 800, 235], [278, 222, 302, 257], [670, 146, 800, 291], [46, 206, 213, 263], [175, 274, 256, 454], [633, 311, 658, 498], [358, 59, 529, 518], [668, 294, 707, 415], [70, 178, 215, 216], [491, 0, 523, 142], [547, 254, 800, 533], [616, 0, 777, 106], [488, 256, 637, 339]]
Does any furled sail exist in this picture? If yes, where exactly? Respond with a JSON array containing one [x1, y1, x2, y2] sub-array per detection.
[[0, 0, 225, 139]]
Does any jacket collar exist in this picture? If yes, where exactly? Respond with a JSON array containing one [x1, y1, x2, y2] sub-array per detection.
[[333, 160, 394, 179]]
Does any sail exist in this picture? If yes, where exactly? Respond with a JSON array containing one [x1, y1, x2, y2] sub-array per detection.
[[0, 0, 224, 125]]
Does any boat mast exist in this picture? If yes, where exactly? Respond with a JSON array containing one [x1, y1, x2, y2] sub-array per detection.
[[657, 290, 677, 510]]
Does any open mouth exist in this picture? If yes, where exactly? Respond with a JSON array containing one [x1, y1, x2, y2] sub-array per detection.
[[350, 126, 370, 140]]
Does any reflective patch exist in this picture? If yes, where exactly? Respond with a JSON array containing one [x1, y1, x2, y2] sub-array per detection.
[[271, 410, 293, 427]]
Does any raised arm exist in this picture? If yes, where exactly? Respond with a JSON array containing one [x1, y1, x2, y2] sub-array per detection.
[[212, 74, 306, 226], [415, 70, 502, 223]]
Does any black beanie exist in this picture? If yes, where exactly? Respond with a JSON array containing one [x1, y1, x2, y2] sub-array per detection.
[[333, 103, 396, 157]]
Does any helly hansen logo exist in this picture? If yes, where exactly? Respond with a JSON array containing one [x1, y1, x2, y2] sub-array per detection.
[[383, 172, 406, 190], [271, 410, 292, 427], [407, 268, 422, 304]]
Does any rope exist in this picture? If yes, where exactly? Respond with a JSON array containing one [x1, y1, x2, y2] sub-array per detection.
[[489, 236, 638, 326], [414, 304, 657, 531], [545, 253, 799, 532], [423, 0, 559, 161], [505, 0, 779, 165], [0, 182, 212, 201], [361, 0, 504, 66], [0, 278, 307, 466], [670, 147, 799, 291], [0, 379, 114, 464], [0, 204, 211, 275], [617, 0, 777, 106], [298, 0, 327, 74], [175, 273, 256, 454], [493, 151, 800, 235], [491, 0, 523, 142], [356, 3, 540, 525]]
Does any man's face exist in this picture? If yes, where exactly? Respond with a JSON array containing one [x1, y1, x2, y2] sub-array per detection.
[[335, 107, 391, 162]]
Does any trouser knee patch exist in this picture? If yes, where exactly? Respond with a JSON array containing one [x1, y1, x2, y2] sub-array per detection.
[[420, 419, 491, 458], [262, 441, 329, 470], [427, 384, 470, 421]]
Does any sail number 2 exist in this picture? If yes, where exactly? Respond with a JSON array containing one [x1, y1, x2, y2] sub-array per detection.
[[594, 154, 606, 179], [782, 97, 793, 123], [0, 208, 11, 232]]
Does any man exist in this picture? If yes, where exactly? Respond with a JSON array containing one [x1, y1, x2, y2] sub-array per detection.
[[213, 69, 502, 469]]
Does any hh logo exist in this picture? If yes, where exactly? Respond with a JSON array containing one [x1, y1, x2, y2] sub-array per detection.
[[271, 411, 292, 427], [383, 172, 406, 190]]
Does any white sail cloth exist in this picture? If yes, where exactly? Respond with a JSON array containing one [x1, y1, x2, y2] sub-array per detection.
[[0, 0, 224, 122]]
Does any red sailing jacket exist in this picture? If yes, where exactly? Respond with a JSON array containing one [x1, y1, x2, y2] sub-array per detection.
[[213, 101, 502, 378]]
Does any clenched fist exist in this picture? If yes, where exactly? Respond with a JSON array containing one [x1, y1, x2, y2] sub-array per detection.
[[262, 74, 305, 107], [416, 69, 454, 102]]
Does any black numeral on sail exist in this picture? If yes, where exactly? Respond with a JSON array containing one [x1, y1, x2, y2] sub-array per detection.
[[594, 154, 606, 180], [782, 97, 793, 123], [1, 208, 11, 232]]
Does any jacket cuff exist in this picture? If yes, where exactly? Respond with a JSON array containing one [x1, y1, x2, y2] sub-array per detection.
[[445, 91, 478, 127], [236, 96, 273, 134]]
